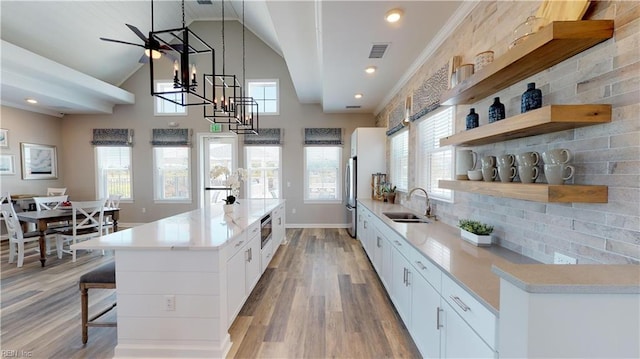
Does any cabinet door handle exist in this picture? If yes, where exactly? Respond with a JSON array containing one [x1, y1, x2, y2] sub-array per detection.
[[416, 260, 427, 271], [394, 240, 402, 246], [405, 269, 411, 287], [436, 307, 443, 329], [403, 267, 408, 285], [278, 218, 282, 225], [235, 240, 244, 248], [245, 249, 250, 261], [377, 237, 381, 248], [364, 221, 368, 229], [450, 295, 470, 312]]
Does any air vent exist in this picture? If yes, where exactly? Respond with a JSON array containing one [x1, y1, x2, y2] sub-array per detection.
[[346, 106, 361, 109], [197, 0, 213, 4], [369, 43, 389, 59]]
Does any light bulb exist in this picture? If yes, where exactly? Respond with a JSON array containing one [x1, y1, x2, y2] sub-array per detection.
[[385, 9, 403, 23]]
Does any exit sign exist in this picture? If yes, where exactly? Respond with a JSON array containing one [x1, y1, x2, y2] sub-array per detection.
[[210, 123, 222, 133]]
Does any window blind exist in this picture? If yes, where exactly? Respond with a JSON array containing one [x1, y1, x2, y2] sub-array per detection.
[[304, 128, 342, 145], [416, 107, 454, 201], [91, 129, 133, 146], [390, 130, 409, 192], [387, 103, 405, 136], [151, 129, 192, 147], [244, 128, 282, 145]]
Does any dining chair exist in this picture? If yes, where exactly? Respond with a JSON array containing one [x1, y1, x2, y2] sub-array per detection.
[[47, 187, 67, 196], [55, 199, 106, 262], [103, 194, 122, 235], [33, 195, 69, 254], [0, 203, 43, 267]]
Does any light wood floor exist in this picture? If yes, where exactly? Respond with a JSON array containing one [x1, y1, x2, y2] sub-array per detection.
[[1, 229, 420, 358]]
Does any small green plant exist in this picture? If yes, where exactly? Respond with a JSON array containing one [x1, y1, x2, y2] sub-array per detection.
[[458, 219, 494, 235]]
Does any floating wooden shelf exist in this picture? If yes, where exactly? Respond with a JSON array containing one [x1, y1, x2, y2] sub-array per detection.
[[440, 104, 611, 147], [440, 20, 614, 106], [439, 180, 608, 203]]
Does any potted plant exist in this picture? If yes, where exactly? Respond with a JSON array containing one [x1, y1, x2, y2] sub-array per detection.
[[458, 219, 493, 246], [381, 183, 397, 204], [210, 166, 247, 213]]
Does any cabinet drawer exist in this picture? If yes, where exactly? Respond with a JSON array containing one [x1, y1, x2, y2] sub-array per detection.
[[227, 231, 248, 259], [441, 274, 497, 349], [410, 250, 441, 292], [247, 221, 260, 241], [387, 231, 413, 261]]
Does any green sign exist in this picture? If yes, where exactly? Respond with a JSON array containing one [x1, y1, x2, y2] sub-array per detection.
[[210, 123, 222, 133]]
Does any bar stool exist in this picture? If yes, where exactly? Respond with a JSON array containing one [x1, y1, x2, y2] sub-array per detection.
[[79, 261, 117, 344]]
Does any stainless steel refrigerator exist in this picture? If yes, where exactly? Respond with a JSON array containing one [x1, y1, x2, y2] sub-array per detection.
[[345, 157, 357, 237]]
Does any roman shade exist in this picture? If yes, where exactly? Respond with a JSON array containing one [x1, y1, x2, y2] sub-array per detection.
[[91, 129, 133, 146], [410, 63, 448, 122], [150, 129, 192, 147], [304, 128, 342, 145], [244, 128, 282, 145], [386, 104, 405, 136]]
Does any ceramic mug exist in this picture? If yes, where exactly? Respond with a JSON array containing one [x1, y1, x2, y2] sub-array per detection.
[[481, 155, 496, 168], [456, 149, 478, 179], [542, 149, 572, 164], [518, 165, 539, 183], [468, 169, 483, 181], [516, 151, 540, 166], [498, 165, 517, 182], [497, 154, 515, 167], [482, 167, 498, 182], [545, 164, 575, 185]]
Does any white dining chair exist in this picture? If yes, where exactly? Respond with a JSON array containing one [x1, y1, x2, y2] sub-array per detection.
[[33, 195, 69, 254], [103, 194, 122, 235], [55, 199, 106, 262], [47, 187, 67, 196], [1, 203, 43, 267]]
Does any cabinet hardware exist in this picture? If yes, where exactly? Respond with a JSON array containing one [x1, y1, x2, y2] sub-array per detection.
[[377, 237, 381, 247], [403, 267, 407, 284], [278, 218, 282, 225], [450, 295, 470, 312], [405, 269, 410, 287], [436, 307, 443, 329], [235, 240, 244, 248], [416, 260, 427, 270], [245, 249, 250, 261], [394, 240, 402, 246], [364, 221, 368, 229]]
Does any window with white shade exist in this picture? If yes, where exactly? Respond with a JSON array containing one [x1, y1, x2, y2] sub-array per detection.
[[390, 130, 409, 192], [304, 146, 342, 203], [416, 106, 454, 201], [247, 79, 278, 115], [245, 146, 281, 199], [153, 147, 191, 202], [95, 147, 133, 200]]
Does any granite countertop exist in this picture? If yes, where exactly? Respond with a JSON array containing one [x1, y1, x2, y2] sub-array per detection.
[[359, 199, 640, 314], [72, 199, 284, 251]]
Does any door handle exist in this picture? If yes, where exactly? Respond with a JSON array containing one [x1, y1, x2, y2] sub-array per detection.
[[436, 307, 443, 329], [416, 260, 427, 271], [450, 295, 470, 312], [235, 240, 244, 248]]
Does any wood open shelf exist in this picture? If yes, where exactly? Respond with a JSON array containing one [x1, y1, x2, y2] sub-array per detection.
[[440, 104, 611, 147], [439, 180, 608, 203], [440, 20, 614, 106]]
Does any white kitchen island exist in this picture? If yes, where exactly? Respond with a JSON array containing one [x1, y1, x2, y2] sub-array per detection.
[[73, 199, 285, 359]]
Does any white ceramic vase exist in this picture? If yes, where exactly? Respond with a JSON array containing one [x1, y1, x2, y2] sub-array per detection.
[[223, 204, 234, 214]]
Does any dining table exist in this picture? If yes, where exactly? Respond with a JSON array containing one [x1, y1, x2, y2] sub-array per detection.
[[17, 207, 120, 267]]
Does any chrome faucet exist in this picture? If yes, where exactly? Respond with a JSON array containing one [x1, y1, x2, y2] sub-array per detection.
[[408, 187, 435, 219]]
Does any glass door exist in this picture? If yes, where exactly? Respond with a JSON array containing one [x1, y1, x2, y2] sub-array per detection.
[[199, 134, 238, 208]]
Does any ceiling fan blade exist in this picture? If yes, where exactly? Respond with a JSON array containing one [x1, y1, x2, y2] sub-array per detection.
[[100, 37, 146, 48], [126, 24, 148, 42]]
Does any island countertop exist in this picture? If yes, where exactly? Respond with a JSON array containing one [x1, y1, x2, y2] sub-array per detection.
[[72, 199, 284, 251]]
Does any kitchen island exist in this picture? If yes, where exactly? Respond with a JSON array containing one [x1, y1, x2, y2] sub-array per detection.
[[73, 199, 285, 359]]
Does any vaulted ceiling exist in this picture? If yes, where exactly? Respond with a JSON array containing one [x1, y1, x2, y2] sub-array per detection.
[[0, 1, 471, 118]]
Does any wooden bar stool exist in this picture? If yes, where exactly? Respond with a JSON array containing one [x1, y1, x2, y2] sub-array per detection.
[[79, 261, 117, 344]]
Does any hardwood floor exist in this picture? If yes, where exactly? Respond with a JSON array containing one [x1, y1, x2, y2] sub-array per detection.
[[1, 229, 420, 358]]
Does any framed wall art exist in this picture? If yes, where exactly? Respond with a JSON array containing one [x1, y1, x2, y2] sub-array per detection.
[[21, 143, 58, 180], [0, 129, 8, 148], [0, 154, 15, 175]]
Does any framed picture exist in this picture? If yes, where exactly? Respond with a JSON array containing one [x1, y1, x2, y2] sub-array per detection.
[[0, 154, 15, 175], [0, 129, 8, 148], [21, 143, 58, 180]]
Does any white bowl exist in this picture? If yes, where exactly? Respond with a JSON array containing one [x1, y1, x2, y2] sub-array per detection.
[[467, 169, 483, 181]]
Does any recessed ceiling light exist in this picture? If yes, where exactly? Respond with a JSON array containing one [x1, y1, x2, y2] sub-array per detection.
[[385, 8, 403, 23], [365, 66, 377, 74], [354, 93, 363, 99], [25, 98, 38, 104]]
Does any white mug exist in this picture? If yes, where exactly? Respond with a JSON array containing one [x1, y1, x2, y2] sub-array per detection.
[[482, 167, 497, 182], [498, 165, 517, 182], [545, 164, 574, 185], [497, 154, 515, 167], [516, 151, 540, 167], [518, 165, 539, 184], [542, 149, 572, 164]]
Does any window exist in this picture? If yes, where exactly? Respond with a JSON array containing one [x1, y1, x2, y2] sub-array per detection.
[[247, 79, 278, 115], [416, 107, 454, 201], [154, 81, 187, 116], [245, 146, 281, 199], [153, 147, 191, 202], [304, 146, 342, 203], [95, 147, 132, 200], [390, 130, 409, 192]]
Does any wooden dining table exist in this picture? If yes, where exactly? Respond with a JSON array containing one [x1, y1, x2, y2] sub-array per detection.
[[17, 207, 120, 267]]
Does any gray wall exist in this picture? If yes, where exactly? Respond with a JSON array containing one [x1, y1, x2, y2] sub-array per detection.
[[50, 20, 375, 225]]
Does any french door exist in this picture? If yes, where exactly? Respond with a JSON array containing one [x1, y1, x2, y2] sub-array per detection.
[[197, 133, 238, 208]]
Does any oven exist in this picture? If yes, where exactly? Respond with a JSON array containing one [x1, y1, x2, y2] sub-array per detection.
[[260, 214, 272, 249]]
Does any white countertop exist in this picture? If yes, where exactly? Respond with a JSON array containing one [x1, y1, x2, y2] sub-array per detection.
[[72, 199, 284, 251]]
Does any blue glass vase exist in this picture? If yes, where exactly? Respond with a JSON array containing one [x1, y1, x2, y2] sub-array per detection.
[[466, 108, 479, 130], [488, 97, 505, 123], [521, 82, 542, 113]]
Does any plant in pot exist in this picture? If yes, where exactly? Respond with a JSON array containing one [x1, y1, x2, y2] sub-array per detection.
[[458, 219, 494, 246], [381, 183, 397, 204], [210, 166, 247, 213]]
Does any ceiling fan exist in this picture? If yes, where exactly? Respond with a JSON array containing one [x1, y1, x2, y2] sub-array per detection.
[[100, 23, 178, 63]]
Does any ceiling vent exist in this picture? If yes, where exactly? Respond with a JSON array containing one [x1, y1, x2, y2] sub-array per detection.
[[196, 0, 213, 4], [368, 43, 389, 59], [346, 105, 361, 109]]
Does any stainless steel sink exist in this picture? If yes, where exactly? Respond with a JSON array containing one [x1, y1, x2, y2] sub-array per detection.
[[383, 212, 429, 223]]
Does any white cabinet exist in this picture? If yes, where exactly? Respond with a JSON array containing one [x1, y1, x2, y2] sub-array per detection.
[[227, 233, 248, 323], [272, 203, 285, 247], [390, 239, 412, 325], [412, 272, 441, 359], [245, 225, 261, 293], [350, 128, 386, 200], [440, 300, 496, 358], [261, 239, 273, 272]]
